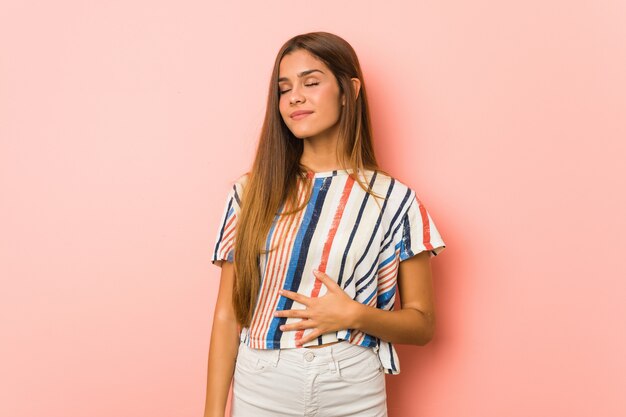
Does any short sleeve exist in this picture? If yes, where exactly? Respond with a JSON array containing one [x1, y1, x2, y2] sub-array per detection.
[[397, 192, 446, 260], [211, 179, 244, 267]]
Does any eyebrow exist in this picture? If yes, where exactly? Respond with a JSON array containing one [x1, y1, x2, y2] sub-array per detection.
[[278, 69, 324, 83]]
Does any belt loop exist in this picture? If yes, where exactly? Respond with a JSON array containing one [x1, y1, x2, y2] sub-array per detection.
[[328, 344, 339, 374], [273, 347, 281, 367], [262, 346, 280, 367]]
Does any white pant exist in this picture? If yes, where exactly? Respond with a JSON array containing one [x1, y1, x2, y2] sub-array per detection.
[[231, 340, 388, 417]]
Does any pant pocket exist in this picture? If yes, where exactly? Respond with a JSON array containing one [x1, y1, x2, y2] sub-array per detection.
[[235, 343, 273, 375], [337, 348, 383, 384]]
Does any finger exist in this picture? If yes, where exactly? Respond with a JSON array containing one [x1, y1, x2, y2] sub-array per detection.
[[280, 319, 316, 332], [274, 308, 307, 318], [296, 330, 322, 346], [313, 269, 338, 287], [279, 289, 310, 306]]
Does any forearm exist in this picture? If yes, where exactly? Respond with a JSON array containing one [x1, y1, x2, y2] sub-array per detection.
[[349, 302, 435, 346], [203, 316, 240, 417]]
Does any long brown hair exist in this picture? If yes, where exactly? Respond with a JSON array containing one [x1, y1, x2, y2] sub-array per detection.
[[232, 31, 390, 327]]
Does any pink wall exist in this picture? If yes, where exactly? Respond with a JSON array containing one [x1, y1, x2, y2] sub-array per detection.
[[1, 1, 625, 416]]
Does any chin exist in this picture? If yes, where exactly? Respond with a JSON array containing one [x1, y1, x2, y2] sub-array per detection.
[[289, 128, 316, 139]]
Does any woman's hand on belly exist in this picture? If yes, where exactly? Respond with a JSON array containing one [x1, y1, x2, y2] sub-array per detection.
[[273, 269, 363, 346]]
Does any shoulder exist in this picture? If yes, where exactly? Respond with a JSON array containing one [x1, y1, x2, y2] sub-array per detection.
[[232, 171, 250, 188], [218, 172, 249, 210], [366, 169, 416, 206], [226, 171, 250, 196]]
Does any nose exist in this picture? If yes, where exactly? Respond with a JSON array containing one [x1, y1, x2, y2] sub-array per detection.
[[289, 87, 305, 105], [290, 95, 304, 105]]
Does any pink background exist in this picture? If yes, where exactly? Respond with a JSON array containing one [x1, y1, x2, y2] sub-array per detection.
[[1, 1, 625, 416]]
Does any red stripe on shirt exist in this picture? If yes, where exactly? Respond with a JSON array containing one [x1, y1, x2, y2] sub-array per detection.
[[295, 175, 355, 343], [417, 198, 434, 251]]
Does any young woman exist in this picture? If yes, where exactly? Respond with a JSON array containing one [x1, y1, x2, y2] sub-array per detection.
[[204, 31, 446, 417]]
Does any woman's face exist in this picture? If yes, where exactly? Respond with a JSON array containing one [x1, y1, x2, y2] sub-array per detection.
[[278, 49, 344, 140]]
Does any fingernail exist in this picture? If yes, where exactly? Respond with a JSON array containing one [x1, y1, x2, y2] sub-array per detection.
[[313, 269, 319, 274]]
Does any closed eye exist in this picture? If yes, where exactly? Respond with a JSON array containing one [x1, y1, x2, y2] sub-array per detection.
[[279, 82, 320, 95]]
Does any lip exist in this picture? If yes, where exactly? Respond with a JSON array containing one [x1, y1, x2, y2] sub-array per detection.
[[290, 110, 314, 120]]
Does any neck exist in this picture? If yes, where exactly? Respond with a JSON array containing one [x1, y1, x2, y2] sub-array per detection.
[[300, 126, 343, 172]]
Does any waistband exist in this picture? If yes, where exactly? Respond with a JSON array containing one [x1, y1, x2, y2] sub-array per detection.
[[240, 340, 380, 372]]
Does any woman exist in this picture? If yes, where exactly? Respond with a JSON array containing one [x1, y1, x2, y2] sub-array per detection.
[[205, 31, 446, 417]]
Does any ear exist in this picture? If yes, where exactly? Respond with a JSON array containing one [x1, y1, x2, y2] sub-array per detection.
[[342, 78, 361, 106], [351, 77, 361, 101]]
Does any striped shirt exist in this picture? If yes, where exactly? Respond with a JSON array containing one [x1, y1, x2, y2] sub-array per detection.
[[211, 168, 446, 375]]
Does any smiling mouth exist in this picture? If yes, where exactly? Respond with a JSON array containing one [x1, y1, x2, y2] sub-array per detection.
[[291, 112, 312, 120]]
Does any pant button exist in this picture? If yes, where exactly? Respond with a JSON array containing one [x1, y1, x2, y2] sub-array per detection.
[[304, 351, 315, 362]]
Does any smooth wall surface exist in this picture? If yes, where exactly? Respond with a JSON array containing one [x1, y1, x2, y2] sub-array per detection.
[[1, 1, 625, 416]]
